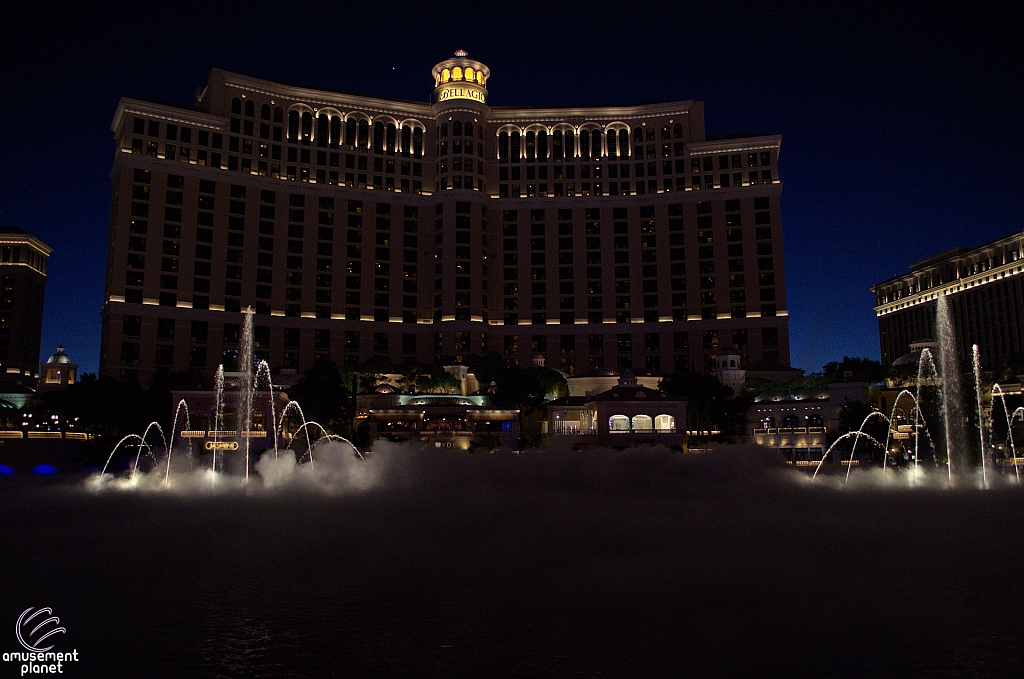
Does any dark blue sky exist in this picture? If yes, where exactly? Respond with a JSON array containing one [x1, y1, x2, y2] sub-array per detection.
[[4, 2, 1020, 376]]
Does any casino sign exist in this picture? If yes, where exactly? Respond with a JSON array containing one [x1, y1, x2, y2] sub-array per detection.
[[437, 85, 486, 103]]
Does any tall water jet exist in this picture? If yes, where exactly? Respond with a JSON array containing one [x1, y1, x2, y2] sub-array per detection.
[[972, 344, 987, 487], [213, 365, 225, 474], [239, 307, 256, 481], [936, 294, 966, 482]]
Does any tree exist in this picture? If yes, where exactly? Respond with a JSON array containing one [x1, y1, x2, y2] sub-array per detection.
[[285, 359, 352, 435], [35, 375, 148, 437], [415, 362, 461, 394], [717, 390, 757, 440], [394, 359, 428, 393], [660, 373, 734, 437], [821, 357, 886, 385], [356, 355, 395, 391], [528, 366, 569, 400], [490, 363, 541, 410], [144, 368, 205, 430], [996, 351, 1024, 383], [466, 351, 506, 386], [834, 400, 888, 464], [485, 363, 567, 449]]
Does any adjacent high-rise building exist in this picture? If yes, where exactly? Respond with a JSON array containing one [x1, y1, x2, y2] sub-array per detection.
[[872, 229, 1024, 369], [101, 52, 789, 384], [0, 226, 51, 385]]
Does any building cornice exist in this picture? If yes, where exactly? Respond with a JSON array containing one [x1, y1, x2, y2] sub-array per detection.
[[688, 135, 782, 155], [488, 100, 696, 124], [0, 233, 52, 256], [872, 229, 1024, 315], [112, 98, 225, 133], [873, 260, 1024, 316], [214, 69, 435, 118]]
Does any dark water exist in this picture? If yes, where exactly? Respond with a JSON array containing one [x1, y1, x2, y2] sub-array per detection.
[[2, 446, 1022, 678]]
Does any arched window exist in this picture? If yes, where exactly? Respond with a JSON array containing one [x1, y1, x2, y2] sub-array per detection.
[[782, 415, 799, 429], [330, 116, 341, 147], [260, 104, 271, 120], [609, 415, 630, 432], [465, 67, 474, 82], [373, 121, 384, 152], [274, 107, 283, 123], [760, 416, 776, 429], [654, 414, 676, 433], [564, 130, 574, 158], [441, 68, 450, 83], [607, 129, 617, 159], [579, 131, 590, 159], [510, 131, 520, 160], [316, 114, 329, 147], [498, 132, 509, 161], [807, 414, 823, 427], [412, 127, 423, 157], [231, 98, 242, 114], [674, 123, 683, 138], [244, 100, 255, 117], [385, 123, 396, 153], [452, 120, 462, 136], [552, 130, 563, 161], [525, 131, 536, 160], [287, 110, 299, 141], [441, 123, 448, 138], [345, 119, 357, 147], [464, 121, 473, 137], [452, 66, 462, 80], [401, 125, 411, 155], [301, 111, 313, 141], [590, 130, 601, 160], [537, 130, 547, 160], [632, 415, 653, 432], [634, 127, 644, 144], [618, 129, 629, 158], [357, 119, 369, 147]]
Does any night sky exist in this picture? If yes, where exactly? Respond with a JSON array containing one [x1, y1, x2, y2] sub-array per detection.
[[4, 3, 1019, 376]]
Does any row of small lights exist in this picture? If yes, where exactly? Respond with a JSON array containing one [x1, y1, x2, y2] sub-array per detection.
[[19, 413, 80, 431]]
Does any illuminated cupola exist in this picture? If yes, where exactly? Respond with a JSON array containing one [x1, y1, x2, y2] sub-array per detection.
[[432, 50, 490, 106]]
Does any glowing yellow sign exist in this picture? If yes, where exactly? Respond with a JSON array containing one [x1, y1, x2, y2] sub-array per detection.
[[437, 85, 486, 103], [205, 441, 239, 451]]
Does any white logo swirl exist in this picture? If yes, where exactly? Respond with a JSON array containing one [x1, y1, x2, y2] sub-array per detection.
[[16, 607, 66, 652]]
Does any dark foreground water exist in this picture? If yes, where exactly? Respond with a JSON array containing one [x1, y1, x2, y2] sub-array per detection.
[[2, 445, 1022, 678]]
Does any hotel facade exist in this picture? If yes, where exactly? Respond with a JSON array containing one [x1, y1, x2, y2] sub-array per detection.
[[101, 52, 789, 384], [872, 230, 1024, 369], [0, 226, 51, 386]]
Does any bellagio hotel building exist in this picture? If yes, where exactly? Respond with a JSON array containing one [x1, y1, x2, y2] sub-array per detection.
[[101, 51, 789, 383]]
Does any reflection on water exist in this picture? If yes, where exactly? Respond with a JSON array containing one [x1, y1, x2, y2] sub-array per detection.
[[2, 446, 1023, 677]]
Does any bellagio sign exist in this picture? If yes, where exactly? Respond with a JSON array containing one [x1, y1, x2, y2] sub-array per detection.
[[437, 85, 486, 103]]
